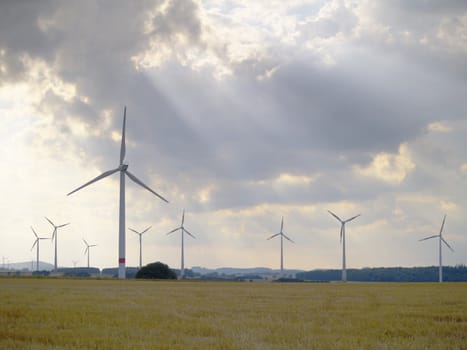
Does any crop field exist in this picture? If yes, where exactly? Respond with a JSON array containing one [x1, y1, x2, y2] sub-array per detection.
[[0, 278, 466, 349]]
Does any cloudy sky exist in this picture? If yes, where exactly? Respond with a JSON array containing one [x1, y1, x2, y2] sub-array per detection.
[[1, 0, 466, 271]]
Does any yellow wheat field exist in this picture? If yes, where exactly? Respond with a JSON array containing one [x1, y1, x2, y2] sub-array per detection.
[[0, 278, 466, 349]]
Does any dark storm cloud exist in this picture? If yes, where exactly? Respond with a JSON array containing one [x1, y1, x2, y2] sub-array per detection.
[[1, 0, 466, 214], [0, 0, 208, 165]]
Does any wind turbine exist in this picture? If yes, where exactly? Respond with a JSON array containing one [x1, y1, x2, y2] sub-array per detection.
[[166, 210, 196, 279], [328, 210, 361, 282], [45, 217, 70, 271], [267, 217, 294, 275], [67, 106, 169, 279], [31, 227, 49, 271], [419, 214, 454, 283], [83, 239, 97, 268], [128, 226, 152, 270]]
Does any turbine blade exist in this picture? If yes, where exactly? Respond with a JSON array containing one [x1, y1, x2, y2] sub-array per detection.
[[31, 240, 38, 250], [51, 228, 57, 241], [283, 233, 294, 243], [142, 226, 152, 234], [267, 233, 281, 240], [67, 168, 120, 196], [184, 228, 196, 239], [45, 217, 55, 227], [84, 247, 88, 255], [57, 223, 70, 228], [419, 235, 438, 242], [345, 214, 361, 223], [125, 170, 169, 203], [167, 227, 181, 235], [182, 210, 185, 226], [120, 106, 126, 165], [128, 228, 139, 234], [328, 210, 343, 223], [31, 226, 38, 238], [280, 217, 284, 232], [441, 238, 454, 252], [340, 225, 344, 243], [439, 214, 446, 236], [83, 239, 89, 246]]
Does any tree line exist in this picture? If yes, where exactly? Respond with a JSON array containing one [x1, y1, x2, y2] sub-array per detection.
[[296, 265, 467, 282]]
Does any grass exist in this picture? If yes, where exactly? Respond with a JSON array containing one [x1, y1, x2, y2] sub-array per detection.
[[0, 278, 466, 349]]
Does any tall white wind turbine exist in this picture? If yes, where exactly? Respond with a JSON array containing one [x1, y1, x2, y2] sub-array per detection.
[[83, 239, 97, 268], [419, 214, 454, 283], [166, 210, 196, 279], [129, 226, 152, 270], [45, 217, 70, 271], [328, 210, 360, 282], [267, 217, 294, 275], [31, 227, 49, 271], [67, 107, 169, 279]]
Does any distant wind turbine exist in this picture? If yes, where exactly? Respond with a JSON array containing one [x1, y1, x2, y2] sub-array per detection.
[[166, 210, 196, 279], [45, 217, 70, 271], [267, 217, 294, 275], [328, 210, 361, 282], [419, 214, 454, 283], [129, 226, 152, 270], [31, 227, 49, 271], [83, 239, 97, 268], [67, 106, 169, 279]]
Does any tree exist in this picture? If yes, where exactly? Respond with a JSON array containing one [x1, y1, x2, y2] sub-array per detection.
[[136, 262, 177, 279]]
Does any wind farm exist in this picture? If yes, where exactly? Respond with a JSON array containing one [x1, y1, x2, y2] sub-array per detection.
[[9, 105, 462, 281]]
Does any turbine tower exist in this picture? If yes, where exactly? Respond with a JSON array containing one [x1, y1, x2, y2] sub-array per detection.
[[328, 210, 360, 282], [67, 107, 169, 279], [267, 217, 294, 275], [166, 210, 196, 279], [419, 214, 454, 283], [45, 217, 70, 271], [129, 226, 152, 269], [83, 239, 97, 268], [31, 227, 49, 271]]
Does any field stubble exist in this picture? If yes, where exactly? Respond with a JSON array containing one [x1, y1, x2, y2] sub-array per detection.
[[0, 278, 466, 349]]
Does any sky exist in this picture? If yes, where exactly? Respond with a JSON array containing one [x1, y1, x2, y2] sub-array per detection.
[[1, 0, 466, 271]]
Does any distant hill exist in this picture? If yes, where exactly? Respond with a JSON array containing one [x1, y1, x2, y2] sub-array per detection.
[[3, 261, 54, 271], [191, 265, 467, 282], [191, 266, 304, 276], [3, 263, 466, 282]]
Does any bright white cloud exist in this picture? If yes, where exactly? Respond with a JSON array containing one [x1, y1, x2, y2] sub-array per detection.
[[354, 144, 415, 184]]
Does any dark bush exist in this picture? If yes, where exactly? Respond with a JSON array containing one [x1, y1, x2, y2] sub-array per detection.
[[136, 262, 177, 279]]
